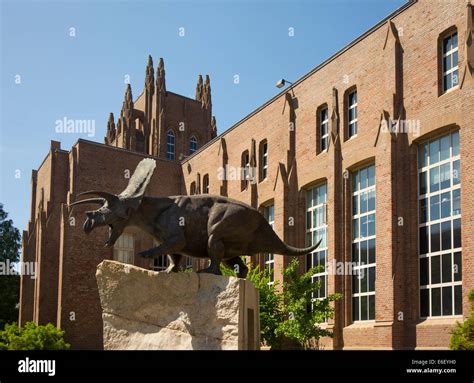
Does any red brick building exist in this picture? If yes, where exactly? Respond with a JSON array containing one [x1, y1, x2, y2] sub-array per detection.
[[19, 0, 474, 350]]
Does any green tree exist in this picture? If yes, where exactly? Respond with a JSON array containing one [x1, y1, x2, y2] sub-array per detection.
[[0, 203, 21, 329], [276, 259, 341, 349], [450, 290, 474, 350], [0, 322, 70, 350], [221, 258, 342, 349]]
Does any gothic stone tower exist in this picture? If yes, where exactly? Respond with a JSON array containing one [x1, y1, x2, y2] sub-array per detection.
[[104, 56, 217, 160]]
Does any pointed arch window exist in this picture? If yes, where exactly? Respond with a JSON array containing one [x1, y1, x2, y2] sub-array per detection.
[[190, 135, 198, 154], [167, 130, 175, 160]]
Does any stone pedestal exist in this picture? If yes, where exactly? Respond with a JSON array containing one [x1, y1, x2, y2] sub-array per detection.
[[96, 260, 260, 350]]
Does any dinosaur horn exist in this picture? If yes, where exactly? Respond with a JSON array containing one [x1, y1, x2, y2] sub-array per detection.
[[68, 198, 106, 207], [77, 191, 117, 202]]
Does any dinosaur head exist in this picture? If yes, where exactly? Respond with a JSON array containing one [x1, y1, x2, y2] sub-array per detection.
[[69, 158, 156, 247]]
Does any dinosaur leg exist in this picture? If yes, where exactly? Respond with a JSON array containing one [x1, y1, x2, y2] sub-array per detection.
[[197, 234, 224, 276], [137, 235, 185, 258], [224, 257, 248, 279], [164, 254, 182, 273]]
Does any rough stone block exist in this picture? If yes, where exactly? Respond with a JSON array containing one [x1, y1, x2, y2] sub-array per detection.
[[96, 260, 260, 350]]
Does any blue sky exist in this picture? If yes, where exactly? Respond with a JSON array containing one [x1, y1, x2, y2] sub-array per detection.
[[0, 0, 407, 237]]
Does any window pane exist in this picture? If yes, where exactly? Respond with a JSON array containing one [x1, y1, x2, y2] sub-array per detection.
[[360, 241, 368, 265], [452, 131, 460, 157], [453, 189, 461, 215], [442, 253, 452, 283], [360, 296, 368, 321], [440, 135, 450, 161], [440, 163, 450, 190], [360, 168, 368, 190], [352, 242, 359, 263], [353, 272, 359, 294], [431, 255, 441, 284], [420, 257, 429, 286], [369, 295, 375, 320], [353, 172, 359, 191], [361, 215, 368, 238], [453, 218, 461, 248], [418, 144, 428, 168], [432, 288, 441, 316], [353, 297, 359, 321], [352, 195, 358, 215], [454, 285, 462, 315], [440, 192, 451, 219], [453, 160, 460, 185], [419, 198, 428, 224], [369, 267, 376, 292], [453, 252, 462, 282], [420, 289, 429, 317], [361, 270, 368, 293], [419, 226, 429, 255], [441, 221, 451, 251], [429, 140, 440, 165], [452, 69, 459, 87], [368, 214, 375, 237], [444, 73, 452, 92], [419, 171, 427, 195], [368, 190, 375, 212], [430, 195, 440, 221], [443, 55, 451, 71], [368, 166, 375, 187], [430, 167, 440, 193], [442, 286, 453, 316], [368, 239, 376, 264], [360, 191, 368, 214], [352, 219, 359, 239], [430, 223, 440, 253]]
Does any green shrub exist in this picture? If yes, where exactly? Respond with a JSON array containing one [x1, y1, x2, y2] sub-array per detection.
[[0, 322, 70, 350], [221, 257, 342, 349], [450, 290, 474, 350]]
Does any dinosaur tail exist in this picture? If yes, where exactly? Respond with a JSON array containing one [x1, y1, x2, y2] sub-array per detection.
[[279, 238, 322, 256]]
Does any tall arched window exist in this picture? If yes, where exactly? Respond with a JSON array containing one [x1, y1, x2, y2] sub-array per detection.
[[167, 130, 175, 160], [203, 174, 209, 194], [189, 135, 198, 154]]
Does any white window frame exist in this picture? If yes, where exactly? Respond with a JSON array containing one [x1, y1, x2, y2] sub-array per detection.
[[306, 183, 328, 314], [167, 130, 175, 160], [114, 233, 135, 265], [263, 204, 275, 286], [352, 165, 376, 322], [418, 131, 462, 318], [320, 107, 329, 151], [348, 90, 358, 139], [442, 31, 459, 93]]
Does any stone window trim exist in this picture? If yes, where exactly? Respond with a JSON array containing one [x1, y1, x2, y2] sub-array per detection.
[[202, 174, 210, 194], [189, 135, 199, 155]]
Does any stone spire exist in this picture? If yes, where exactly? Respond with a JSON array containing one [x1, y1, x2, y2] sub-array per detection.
[[211, 116, 217, 138], [156, 57, 166, 93], [105, 112, 116, 144], [195, 74, 203, 101], [122, 84, 134, 119], [201, 74, 211, 109], [145, 55, 155, 93]]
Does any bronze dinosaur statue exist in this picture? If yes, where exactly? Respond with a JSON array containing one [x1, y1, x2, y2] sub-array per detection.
[[69, 159, 321, 278]]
